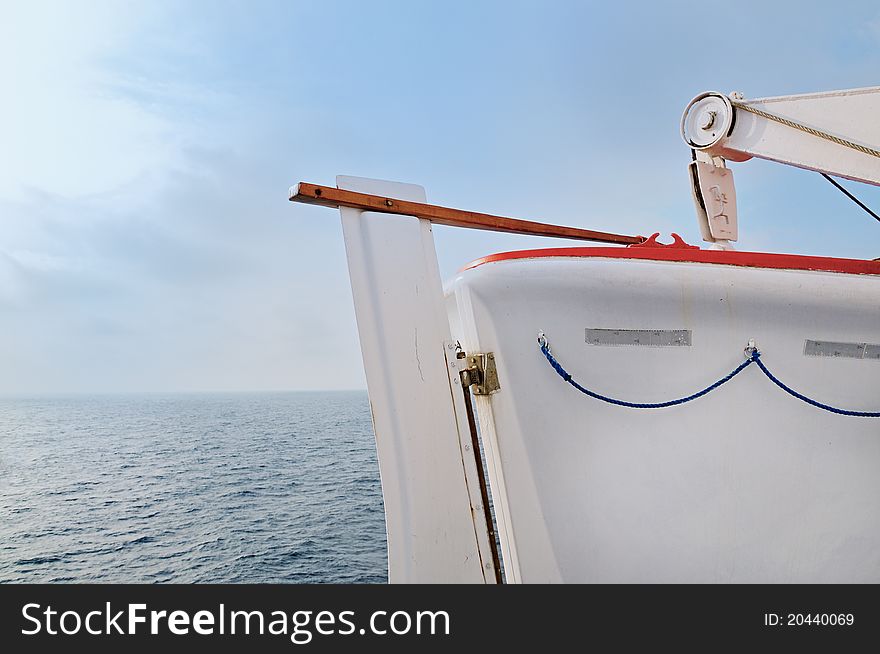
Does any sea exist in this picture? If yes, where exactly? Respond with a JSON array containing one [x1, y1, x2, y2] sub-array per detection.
[[0, 391, 387, 583]]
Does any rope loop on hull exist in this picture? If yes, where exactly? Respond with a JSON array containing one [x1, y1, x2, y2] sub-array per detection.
[[537, 334, 880, 417]]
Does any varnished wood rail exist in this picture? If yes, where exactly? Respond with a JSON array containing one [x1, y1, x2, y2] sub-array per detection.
[[289, 182, 644, 246]]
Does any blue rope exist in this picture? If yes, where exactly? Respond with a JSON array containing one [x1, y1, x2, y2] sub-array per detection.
[[539, 339, 755, 409], [751, 353, 880, 418], [538, 336, 880, 417]]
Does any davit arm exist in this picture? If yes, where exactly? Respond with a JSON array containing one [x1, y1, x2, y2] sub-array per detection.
[[681, 86, 880, 248]]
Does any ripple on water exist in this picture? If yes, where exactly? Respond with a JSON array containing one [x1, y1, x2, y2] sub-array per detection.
[[0, 391, 387, 583]]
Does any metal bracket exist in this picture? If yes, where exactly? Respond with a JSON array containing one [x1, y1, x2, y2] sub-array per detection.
[[460, 353, 500, 395], [688, 158, 738, 246]]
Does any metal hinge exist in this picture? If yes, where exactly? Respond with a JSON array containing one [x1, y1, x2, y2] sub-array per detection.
[[458, 352, 500, 395]]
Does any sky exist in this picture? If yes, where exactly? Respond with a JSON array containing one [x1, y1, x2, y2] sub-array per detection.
[[1, 0, 878, 393]]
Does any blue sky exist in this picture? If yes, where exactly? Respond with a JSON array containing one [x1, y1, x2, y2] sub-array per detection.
[[1, 0, 878, 393]]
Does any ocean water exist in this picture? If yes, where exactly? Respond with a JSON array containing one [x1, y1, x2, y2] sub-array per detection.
[[0, 391, 387, 583]]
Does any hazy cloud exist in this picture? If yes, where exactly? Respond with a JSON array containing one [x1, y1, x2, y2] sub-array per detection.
[[1, 1, 878, 393]]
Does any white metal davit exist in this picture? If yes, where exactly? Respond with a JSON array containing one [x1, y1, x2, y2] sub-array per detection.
[[290, 85, 880, 583], [682, 86, 880, 248]]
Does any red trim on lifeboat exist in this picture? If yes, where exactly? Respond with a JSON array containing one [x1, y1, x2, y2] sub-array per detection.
[[462, 247, 880, 276]]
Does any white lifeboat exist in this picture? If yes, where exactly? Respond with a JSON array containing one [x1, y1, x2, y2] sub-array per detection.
[[448, 235, 880, 582], [289, 85, 880, 583]]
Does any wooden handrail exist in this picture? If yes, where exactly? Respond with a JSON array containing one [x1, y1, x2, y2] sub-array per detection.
[[289, 182, 644, 246]]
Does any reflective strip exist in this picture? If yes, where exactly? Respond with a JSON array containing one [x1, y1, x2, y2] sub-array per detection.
[[804, 340, 880, 360], [585, 328, 692, 347]]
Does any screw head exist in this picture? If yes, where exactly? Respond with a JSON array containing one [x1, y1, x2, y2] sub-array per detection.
[[699, 110, 716, 130]]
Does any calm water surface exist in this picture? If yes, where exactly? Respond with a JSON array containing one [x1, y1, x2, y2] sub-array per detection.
[[0, 391, 387, 583]]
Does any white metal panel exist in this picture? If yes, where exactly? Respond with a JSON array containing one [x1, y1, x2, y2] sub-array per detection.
[[337, 175, 494, 583], [725, 87, 880, 186], [450, 256, 880, 582]]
